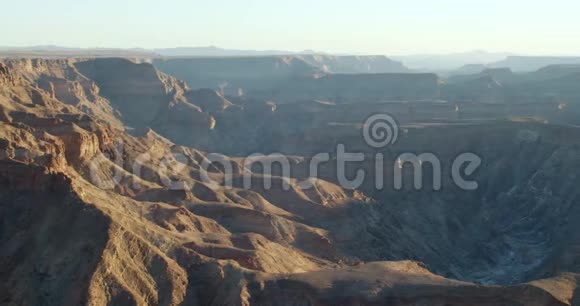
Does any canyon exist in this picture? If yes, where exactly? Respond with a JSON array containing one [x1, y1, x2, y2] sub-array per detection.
[[2, 56, 580, 306]]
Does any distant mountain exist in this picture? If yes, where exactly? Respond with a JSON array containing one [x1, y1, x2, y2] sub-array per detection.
[[0, 45, 82, 51], [394, 50, 513, 71], [153, 46, 320, 57], [442, 62, 580, 104], [449, 64, 488, 76], [0, 45, 323, 59], [447, 68, 517, 85], [298, 55, 408, 74], [0, 46, 156, 58], [488, 56, 580, 72]]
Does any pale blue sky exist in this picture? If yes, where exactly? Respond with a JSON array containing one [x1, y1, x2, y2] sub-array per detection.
[[2, 0, 579, 55]]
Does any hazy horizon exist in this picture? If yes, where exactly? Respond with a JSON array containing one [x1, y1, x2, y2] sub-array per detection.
[[2, 45, 580, 59], [3, 0, 580, 56], [0, 45, 515, 57]]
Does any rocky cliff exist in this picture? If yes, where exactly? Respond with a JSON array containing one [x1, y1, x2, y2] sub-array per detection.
[[297, 54, 409, 74], [153, 55, 413, 100]]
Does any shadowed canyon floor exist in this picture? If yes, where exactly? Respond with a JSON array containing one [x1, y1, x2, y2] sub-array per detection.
[[2, 58, 580, 305]]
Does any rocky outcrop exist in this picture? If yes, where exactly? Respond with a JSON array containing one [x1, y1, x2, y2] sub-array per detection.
[[1, 58, 222, 148], [185, 88, 233, 113], [0, 58, 124, 128], [73, 58, 184, 127], [0, 161, 71, 192], [0, 63, 19, 87], [298, 54, 409, 74], [72, 58, 217, 143]]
